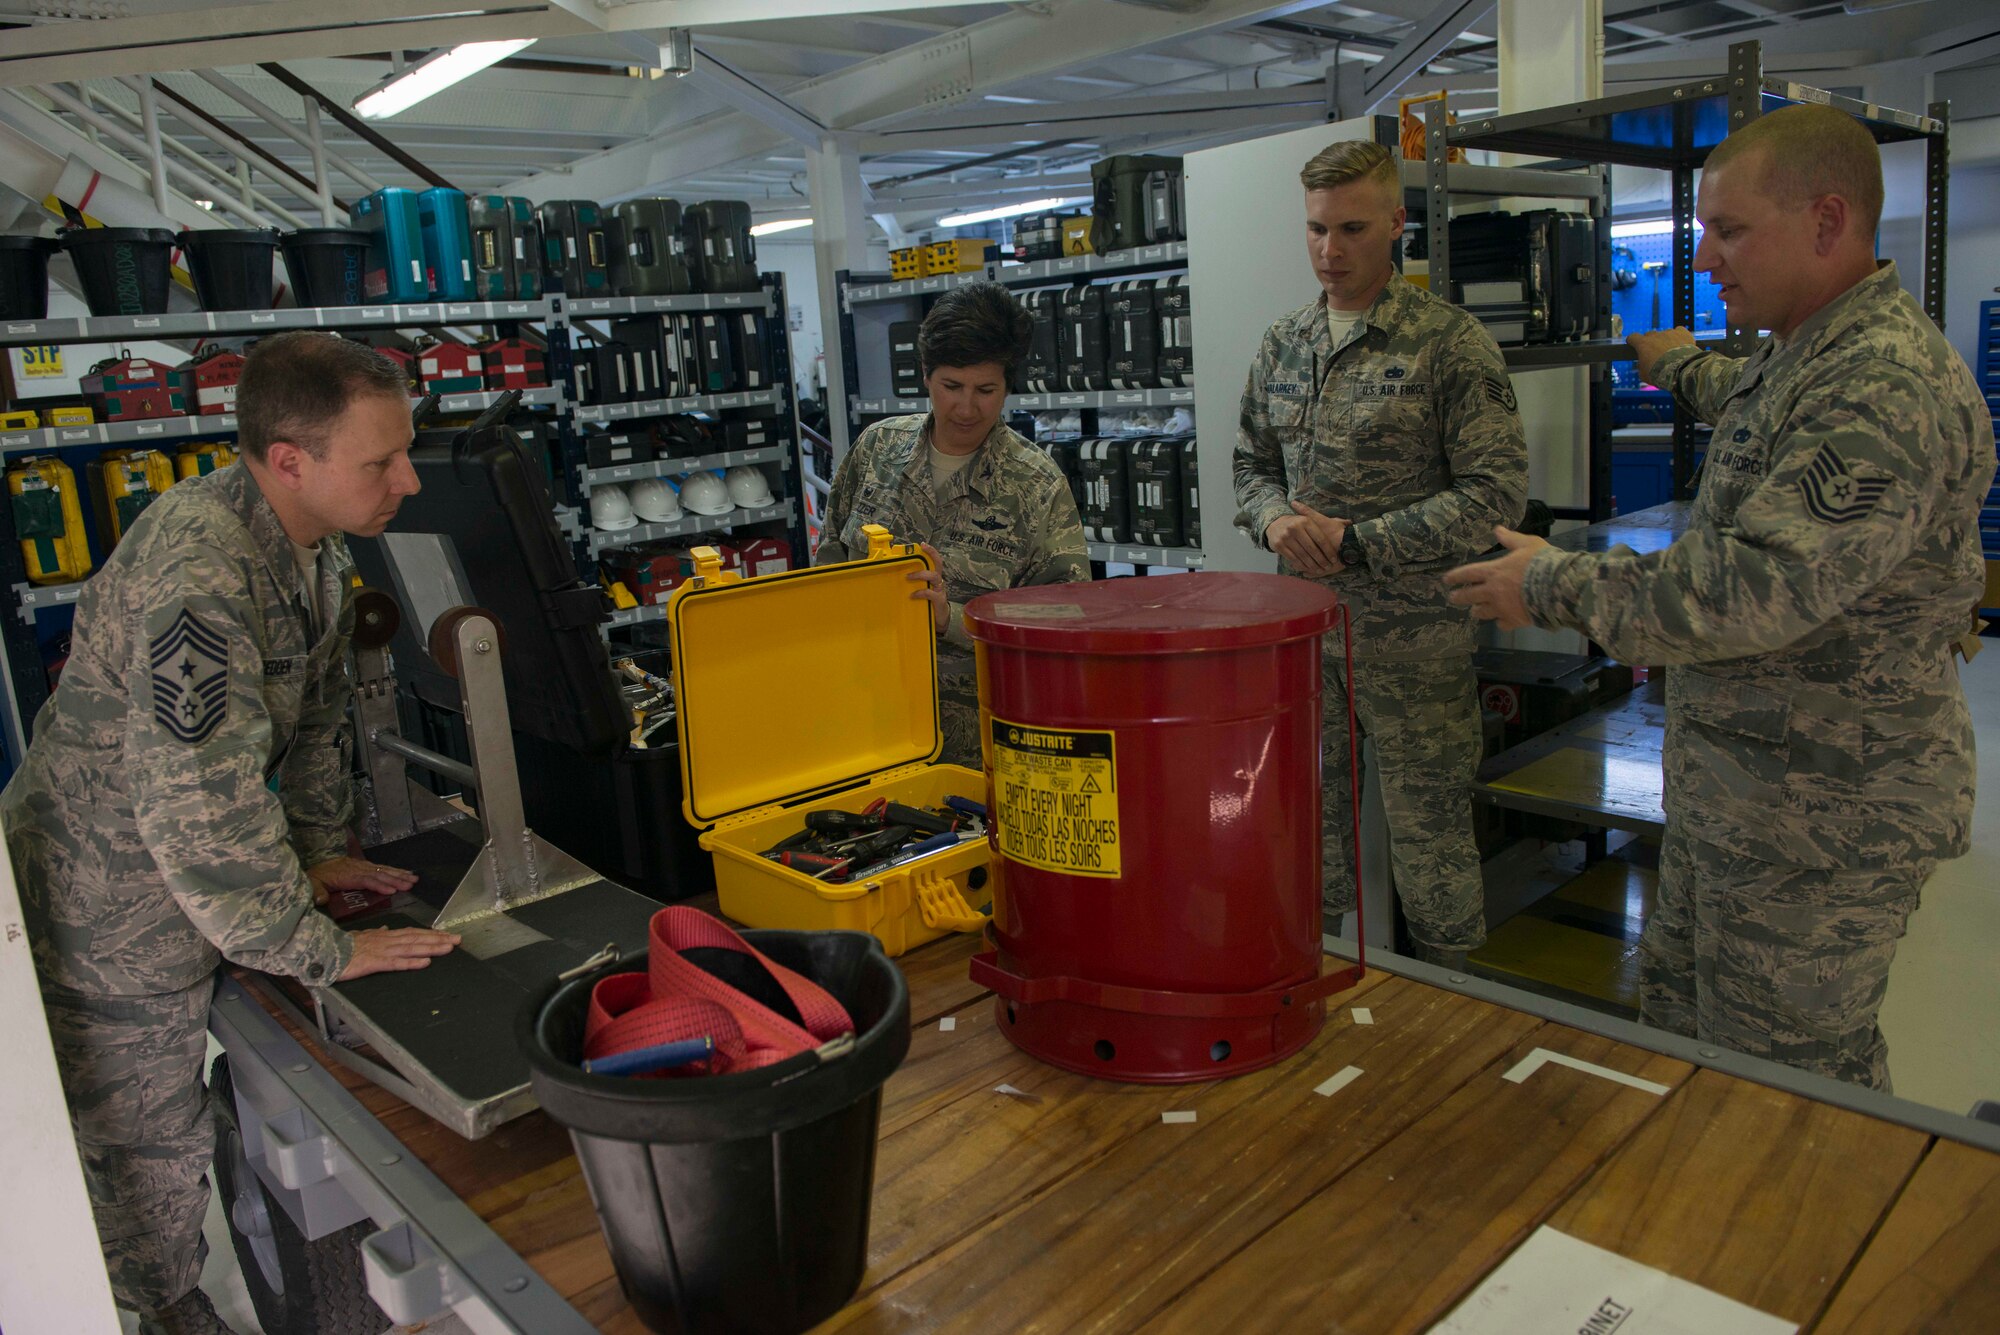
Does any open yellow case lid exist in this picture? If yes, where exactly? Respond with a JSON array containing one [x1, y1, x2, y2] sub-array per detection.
[[667, 525, 943, 828]]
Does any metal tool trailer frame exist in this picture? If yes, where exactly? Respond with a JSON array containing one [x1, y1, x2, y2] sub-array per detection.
[[208, 597, 650, 1330], [205, 924, 2000, 1333]]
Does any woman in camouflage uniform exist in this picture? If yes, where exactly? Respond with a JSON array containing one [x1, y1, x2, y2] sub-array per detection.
[[816, 282, 1088, 767]]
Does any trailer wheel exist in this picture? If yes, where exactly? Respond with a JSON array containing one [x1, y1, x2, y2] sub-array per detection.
[[209, 1055, 391, 1335]]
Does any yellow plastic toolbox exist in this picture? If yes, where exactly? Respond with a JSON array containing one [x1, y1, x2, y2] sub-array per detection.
[[666, 524, 994, 956], [889, 246, 923, 281], [922, 238, 997, 275], [7, 456, 92, 585]]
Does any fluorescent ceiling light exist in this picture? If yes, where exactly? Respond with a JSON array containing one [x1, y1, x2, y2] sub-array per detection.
[[936, 197, 1085, 228], [750, 217, 812, 236], [354, 39, 537, 120]]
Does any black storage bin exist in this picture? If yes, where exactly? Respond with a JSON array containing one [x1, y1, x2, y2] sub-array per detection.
[[888, 320, 922, 399], [1105, 278, 1160, 390], [181, 228, 279, 311], [520, 928, 910, 1335], [1018, 289, 1062, 394], [1058, 284, 1108, 392], [280, 227, 370, 307], [610, 198, 691, 297], [0, 234, 57, 319], [1077, 437, 1131, 543], [60, 226, 176, 316], [513, 731, 713, 903]]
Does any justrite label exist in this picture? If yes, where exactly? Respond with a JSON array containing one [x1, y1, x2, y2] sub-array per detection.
[[989, 719, 1121, 878]]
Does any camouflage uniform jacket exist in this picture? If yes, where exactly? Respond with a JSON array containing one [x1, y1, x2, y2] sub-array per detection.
[[3, 462, 358, 995], [1523, 263, 1990, 870], [815, 414, 1088, 654], [1235, 272, 1528, 659]]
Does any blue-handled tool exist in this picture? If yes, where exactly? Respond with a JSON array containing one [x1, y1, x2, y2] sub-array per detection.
[[945, 795, 987, 821], [583, 1036, 715, 1077]]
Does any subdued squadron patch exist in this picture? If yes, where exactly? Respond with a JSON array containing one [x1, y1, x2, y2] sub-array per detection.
[[150, 607, 229, 744]]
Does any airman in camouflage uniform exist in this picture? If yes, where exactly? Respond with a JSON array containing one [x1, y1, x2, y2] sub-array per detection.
[[1444, 106, 1989, 1089], [816, 413, 1089, 766], [3, 333, 449, 1332], [1237, 273, 1527, 956], [1512, 264, 1987, 1087]]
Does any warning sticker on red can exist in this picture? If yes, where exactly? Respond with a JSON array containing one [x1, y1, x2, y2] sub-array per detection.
[[989, 718, 1121, 878]]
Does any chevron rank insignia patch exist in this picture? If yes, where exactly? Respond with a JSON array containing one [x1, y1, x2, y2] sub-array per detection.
[[151, 608, 230, 744], [1797, 443, 1890, 525]]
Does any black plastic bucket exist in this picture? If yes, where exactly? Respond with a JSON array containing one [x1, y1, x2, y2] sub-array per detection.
[[59, 227, 176, 316], [181, 228, 278, 311], [280, 227, 370, 308], [0, 235, 57, 319], [520, 929, 911, 1335]]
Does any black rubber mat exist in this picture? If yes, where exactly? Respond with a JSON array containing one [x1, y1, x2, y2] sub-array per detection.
[[330, 824, 660, 1107]]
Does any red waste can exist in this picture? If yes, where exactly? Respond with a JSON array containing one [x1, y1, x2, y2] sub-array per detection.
[[965, 573, 1364, 1083]]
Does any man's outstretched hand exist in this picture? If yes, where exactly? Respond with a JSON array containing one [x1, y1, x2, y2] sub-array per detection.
[[1442, 527, 1549, 632], [338, 926, 461, 981], [308, 856, 419, 907]]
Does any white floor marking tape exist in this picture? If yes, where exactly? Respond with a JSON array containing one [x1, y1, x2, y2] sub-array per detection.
[[1351, 1007, 1373, 1025], [1501, 1047, 1671, 1096], [1314, 1065, 1365, 1097], [938, 1016, 956, 1032], [1161, 1110, 1198, 1124]]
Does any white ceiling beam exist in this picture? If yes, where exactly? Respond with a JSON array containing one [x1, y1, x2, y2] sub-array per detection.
[[596, 0, 997, 31], [687, 49, 829, 144], [0, 7, 592, 88], [1333, 0, 1495, 117], [508, 0, 1329, 200]]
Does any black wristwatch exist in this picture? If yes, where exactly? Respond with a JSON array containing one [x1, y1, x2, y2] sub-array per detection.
[[1339, 528, 1368, 570]]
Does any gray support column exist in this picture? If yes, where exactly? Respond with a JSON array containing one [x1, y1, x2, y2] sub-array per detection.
[[806, 135, 872, 464]]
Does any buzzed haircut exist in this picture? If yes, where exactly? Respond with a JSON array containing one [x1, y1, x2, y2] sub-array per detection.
[[1705, 103, 1885, 236], [918, 280, 1033, 377], [235, 331, 409, 461], [1300, 139, 1399, 196]]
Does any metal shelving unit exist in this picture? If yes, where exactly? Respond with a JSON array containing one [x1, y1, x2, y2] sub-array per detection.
[[569, 386, 782, 427], [1441, 38, 1950, 500], [0, 299, 553, 345], [587, 499, 797, 558], [0, 281, 810, 771], [579, 444, 790, 491], [1411, 108, 1617, 523], [1087, 542, 1204, 569], [836, 239, 1203, 574]]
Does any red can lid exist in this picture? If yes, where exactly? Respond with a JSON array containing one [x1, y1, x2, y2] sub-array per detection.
[[965, 572, 1338, 655]]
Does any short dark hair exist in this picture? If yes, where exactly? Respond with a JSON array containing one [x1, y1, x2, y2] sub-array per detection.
[[917, 281, 1032, 378], [236, 332, 409, 461], [1705, 103, 1884, 237]]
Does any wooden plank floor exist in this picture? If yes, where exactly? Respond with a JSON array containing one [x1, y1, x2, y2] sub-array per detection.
[[250, 929, 2000, 1332]]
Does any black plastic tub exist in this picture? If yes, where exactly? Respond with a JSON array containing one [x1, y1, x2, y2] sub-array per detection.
[[520, 928, 911, 1335], [181, 227, 279, 311], [0, 235, 56, 319], [280, 227, 370, 307], [59, 226, 175, 316]]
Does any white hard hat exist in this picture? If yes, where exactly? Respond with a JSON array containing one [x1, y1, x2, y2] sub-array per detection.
[[628, 475, 682, 523], [725, 465, 774, 509], [590, 483, 637, 531], [679, 470, 733, 516]]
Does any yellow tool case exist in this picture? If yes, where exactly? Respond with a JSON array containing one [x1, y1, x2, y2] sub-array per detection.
[[92, 447, 176, 548], [923, 238, 997, 275], [175, 441, 237, 480], [7, 456, 92, 585], [665, 524, 993, 956], [889, 246, 923, 281]]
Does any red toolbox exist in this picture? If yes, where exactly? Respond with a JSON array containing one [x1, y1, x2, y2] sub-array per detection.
[[80, 355, 181, 422], [479, 337, 547, 391], [734, 536, 792, 578], [167, 347, 246, 416]]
